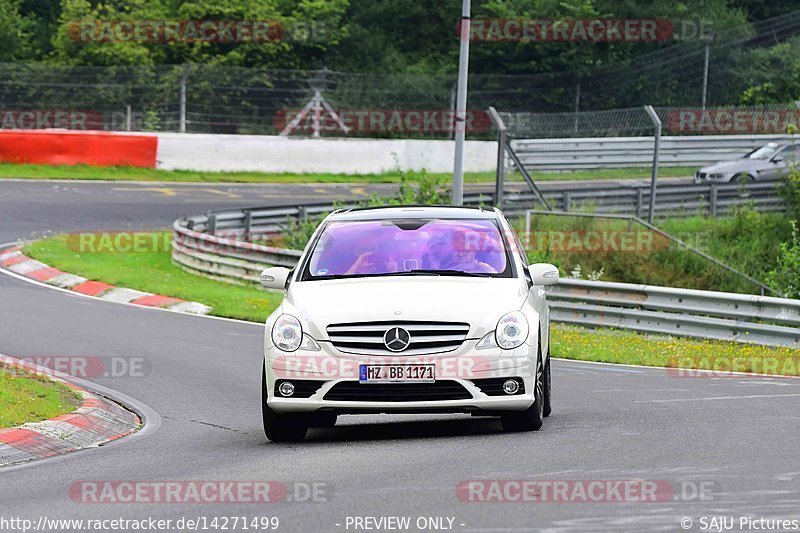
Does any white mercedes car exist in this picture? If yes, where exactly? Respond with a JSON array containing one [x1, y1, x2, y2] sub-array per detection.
[[259, 205, 559, 441]]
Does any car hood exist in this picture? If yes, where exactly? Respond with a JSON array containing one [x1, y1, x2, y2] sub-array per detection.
[[284, 276, 529, 340], [701, 158, 774, 174]]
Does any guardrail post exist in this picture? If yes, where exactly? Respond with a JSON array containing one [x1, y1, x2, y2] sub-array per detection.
[[635, 189, 644, 218], [562, 191, 571, 211], [244, 210, 252, 242], [710, 185, 718, 217], [206, 213, 216, 236], [298, 206, 307, 222]]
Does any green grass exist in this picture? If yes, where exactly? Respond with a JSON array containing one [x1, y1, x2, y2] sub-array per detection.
[[0, 366, 81, 429], [25, 233, 281, 322], [520, 210, 792, 295], [0, 162, 693, 184], [552, 324, 800, 376], [23, 232, 800, 377]]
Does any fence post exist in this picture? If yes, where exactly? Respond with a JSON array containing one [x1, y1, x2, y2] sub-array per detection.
[[179, 64, 193, 133], [488, 107, 507, 209], [244, 210, 252, 242], [644, 105, 662, 223], [635, 189, 643, 218], [710, 185, 718, 217], [206, 213, 216, 236], [563, 191, 571, 211]]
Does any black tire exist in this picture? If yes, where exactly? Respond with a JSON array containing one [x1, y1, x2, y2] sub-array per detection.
[[501, 350, 544, 432], [262, 367, 308, 442], [543, 352, 552, 418], [309, 412, 338, 428]]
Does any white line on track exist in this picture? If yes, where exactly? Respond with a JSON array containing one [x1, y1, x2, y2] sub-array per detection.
[[635, 393, 800, 403]]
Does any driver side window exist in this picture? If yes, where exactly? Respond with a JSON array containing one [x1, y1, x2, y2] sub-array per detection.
[[780, 145, 800, 162]]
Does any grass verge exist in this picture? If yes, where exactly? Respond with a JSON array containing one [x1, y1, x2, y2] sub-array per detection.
[[0, 366, 81, 429], [24, 234, 282, 322], [0, 163, 693, 184], [23, 232, 800, 377]]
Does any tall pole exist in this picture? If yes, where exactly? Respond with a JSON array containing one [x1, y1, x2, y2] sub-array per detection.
[[452, 0, 471, 206], [644, 105, 662, 223], [701, 42, 710, 110], [179, 64, 192, 133]]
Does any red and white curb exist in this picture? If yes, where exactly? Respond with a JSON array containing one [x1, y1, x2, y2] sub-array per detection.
[[0, 245, 212, 315], [0, 356, 141, 468]]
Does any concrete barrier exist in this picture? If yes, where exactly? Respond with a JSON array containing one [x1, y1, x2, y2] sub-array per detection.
[[155, 133, 497, 173]]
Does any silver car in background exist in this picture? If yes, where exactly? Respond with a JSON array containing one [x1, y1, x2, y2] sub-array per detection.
[[695, 142, 800, 183]]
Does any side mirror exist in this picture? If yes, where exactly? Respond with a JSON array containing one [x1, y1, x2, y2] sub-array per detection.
[[773, 156, 784, 164], [528, 263, 559, 286], [260, 267, 291, 290]]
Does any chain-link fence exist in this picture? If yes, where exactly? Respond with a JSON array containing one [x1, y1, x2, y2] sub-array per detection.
[[1, 9, 800, 138]]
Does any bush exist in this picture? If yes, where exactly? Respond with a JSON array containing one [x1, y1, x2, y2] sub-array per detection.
[[267, 169, 450, 250], [767, 221, 800, 298], [781, 164, 800, 223]]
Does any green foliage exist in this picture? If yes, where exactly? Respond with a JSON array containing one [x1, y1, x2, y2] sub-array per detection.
[[364, 168, 451, 206], [739, 37, 800, 105], [780, 164, 800, 223], [522, 210, 793, 294], [273, 169, 450, 250], [767, 221, 800, 298]]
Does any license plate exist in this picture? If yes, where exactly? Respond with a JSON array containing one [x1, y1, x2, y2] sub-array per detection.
[[359, 364, 435, 383]]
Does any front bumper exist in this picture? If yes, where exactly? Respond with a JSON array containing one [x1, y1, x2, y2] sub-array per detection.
[[264, 339, 537, 414]]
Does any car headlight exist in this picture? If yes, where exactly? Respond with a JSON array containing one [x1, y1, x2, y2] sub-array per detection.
[[476, 311, 529, 350], [271, 314, 320, 352]]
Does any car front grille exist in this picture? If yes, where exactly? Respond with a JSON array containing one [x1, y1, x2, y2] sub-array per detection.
[[323, 381, 472, 402], [326, 321, 471, 355]]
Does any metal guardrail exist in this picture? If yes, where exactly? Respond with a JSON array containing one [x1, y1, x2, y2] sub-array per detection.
[[550, 279, 800, 348], [172, 204, 800, 348], [511, 134, 796, 171], [496, 179, 785, 217]]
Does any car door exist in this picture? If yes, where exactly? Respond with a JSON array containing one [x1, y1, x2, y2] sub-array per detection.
[[775, 145, 800, 177]]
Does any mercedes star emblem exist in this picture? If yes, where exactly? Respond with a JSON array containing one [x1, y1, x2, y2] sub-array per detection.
[[383, 327, 411, 352]]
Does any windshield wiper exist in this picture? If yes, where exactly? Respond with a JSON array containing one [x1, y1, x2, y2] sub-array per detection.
[[307, 270, 493, 281], [403, 269, 492, 277]]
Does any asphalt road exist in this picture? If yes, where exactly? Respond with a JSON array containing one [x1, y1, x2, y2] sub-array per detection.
[[1, 179, 798, 533]]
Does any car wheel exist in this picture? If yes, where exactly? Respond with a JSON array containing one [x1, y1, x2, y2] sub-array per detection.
[[732, 173, 753, 183], [262, 367, 308, 442], [501, 350, 544, 432], [543, 352, 552, 418], [309, 412, 338, 428]]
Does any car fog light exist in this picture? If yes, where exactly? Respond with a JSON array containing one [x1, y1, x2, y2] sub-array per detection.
[[279, 382, 295, 397], [503, 379, 520, 395]]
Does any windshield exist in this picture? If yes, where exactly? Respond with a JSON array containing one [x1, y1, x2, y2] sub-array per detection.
[[748, 142, 781, 160], [303, 218, 511, 279]]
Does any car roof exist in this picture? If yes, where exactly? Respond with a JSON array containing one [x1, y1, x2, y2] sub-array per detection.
[[326, 205, 502, 221]]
